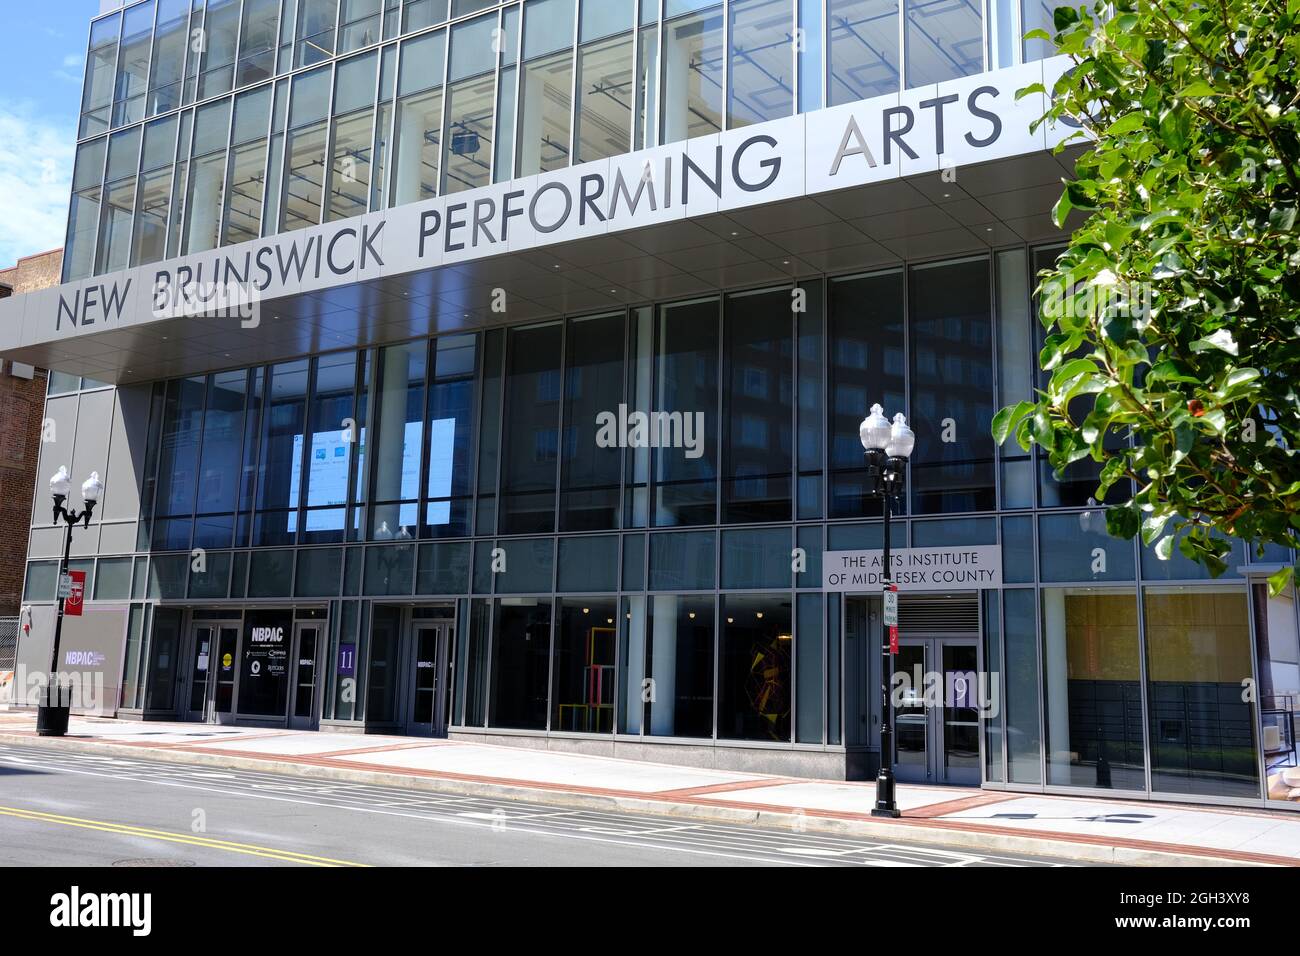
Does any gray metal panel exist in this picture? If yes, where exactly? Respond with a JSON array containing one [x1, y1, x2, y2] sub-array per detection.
[[98, 520, 139, 554], [34, 394, 81, 529], [102, 384, 153, 521]]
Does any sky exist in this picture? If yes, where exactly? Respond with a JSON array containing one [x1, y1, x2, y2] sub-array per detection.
[[0, 1, 102, 267]]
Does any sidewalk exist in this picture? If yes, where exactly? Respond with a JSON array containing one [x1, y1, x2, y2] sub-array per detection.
[[2, 712, 1298, 866]]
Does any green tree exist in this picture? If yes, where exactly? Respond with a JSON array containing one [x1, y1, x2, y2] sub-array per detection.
[[994, 0, 1300, 593]]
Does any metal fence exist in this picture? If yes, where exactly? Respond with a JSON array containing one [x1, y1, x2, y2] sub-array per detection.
[[0, 616, 17, 705]]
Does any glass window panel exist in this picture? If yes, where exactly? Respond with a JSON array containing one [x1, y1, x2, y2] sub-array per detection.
[[423, 334, 476, 537], [24, 562, 60, 602], [494, 537, 554, 594], [622, 532, 645, 590], [365, 604, 402, 720], [96, 130, 141, 275], [475, 328, 505, 532], [796, 281, 824, 520], [728, 0, 793, 128], [155, 376, 207, 521], [911, 516, 993, 547], [983, 589, 1003, 781], [654, 298, 719, 526], [996, 248, 1034, 508], [522, 0, 575, 60], [795, 524, 822, 588], [633, 23, 658, 150], [553, 597, 618, 732], [392, 32, 447, 203], [188, 550, 232, 597], [721, 527, 790, 589], [82, 13, 121, 137], [1004, 587, 1042, 783], [500, 323, 562, 534], [617, 594, 646, 732], [828, 270, 904, 518], [296, 547, 343, 595], [573, 29, 633, 165], [1039, 511, 1136, 583], [827, 0, 898, 105], [646, 594, 714, 738], [910, 258, 995, 514], [649, 530, 715, 591], [199, 0, 242, 99], [457, 598, 490, 725], [298, 353, 358, 542], [1021, 0, 1055, 62], [1145, 586, 1259, 798], [195, 370, 249, 519], [150, 0, 190, 115], [369, 341, 426, 537], [490, 598, 552, 729], [724, 287, 793, 522], [140, 114, 178, 171], [145, 608, 183, 709], [328, 110, 375, 220], [297, 0, 341, 66], [798, 0, 823, 112], [404, 0, 450, 32], [561, 314, 623, 531], [1141, 531, 1245, 582], [148, 554, 189, 599], [661, 3, 723, 143], [365, 541, 416, 593], [518, 48, 574, 175], [443, 17, 497, 192], [113, 0, 155, 127], [282, 122, 328, 231], [493, 64, 518, 181], [255, 361, 311, 545], [237, 0, 281, 85], [795, 592, 823, 742], [94, 557, 134, 600], [1043, 587, 1145, 790], [416, 540, 470, 593], [904, 0, 982, 87], [557, 535, 618, 592], [182, 100, 232, 254], [340, 0, 383, 52], [1001, 514, 1033, 584], [719, 593, 792, 741], [65, 142, 107, 281]]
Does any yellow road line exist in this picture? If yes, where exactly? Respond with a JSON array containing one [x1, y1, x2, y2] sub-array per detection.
[[0, 805, 369, 867]]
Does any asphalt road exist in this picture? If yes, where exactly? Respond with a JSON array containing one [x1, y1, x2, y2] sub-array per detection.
[[0, 743, 1073, 867]]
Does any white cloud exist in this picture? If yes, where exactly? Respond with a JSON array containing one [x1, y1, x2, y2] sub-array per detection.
[[0, 103, 76, 266], [54, 52, 84, 84]]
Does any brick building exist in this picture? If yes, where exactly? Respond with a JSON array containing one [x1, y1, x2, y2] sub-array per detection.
[[0, 248, 61, 615]]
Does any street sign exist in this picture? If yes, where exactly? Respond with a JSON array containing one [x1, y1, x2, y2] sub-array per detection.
[[56, 574, 71, 600], [889, 625, 899, 655], [65, 571, 86, 617], [882, 587, 898, 627]]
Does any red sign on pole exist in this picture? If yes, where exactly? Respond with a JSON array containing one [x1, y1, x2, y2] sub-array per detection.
[[65, 570, 86, 617], [889, 625, 898, 655]]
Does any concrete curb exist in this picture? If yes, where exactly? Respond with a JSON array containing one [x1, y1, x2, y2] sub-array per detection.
[[0, 732, 1276, 867]]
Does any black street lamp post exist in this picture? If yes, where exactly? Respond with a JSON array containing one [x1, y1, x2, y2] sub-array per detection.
[[36, 466, 104, 738], [858, 403, 915, 818]]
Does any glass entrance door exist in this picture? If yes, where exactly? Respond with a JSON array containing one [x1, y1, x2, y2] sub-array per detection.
[[893, 638, 981, 786], [289, 623, 322, 729], [186, 623, 239, 723], [408, 622, 452, 737], [186, 625, 215, 721]]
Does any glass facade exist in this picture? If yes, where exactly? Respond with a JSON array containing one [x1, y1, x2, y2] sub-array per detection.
[[26, 0, 1296, 811], [32, 240, 1295, 807], [64, 0, 1053, 282]]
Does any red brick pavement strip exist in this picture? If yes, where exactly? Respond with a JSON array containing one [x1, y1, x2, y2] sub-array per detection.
[[654, 777, 804, 798], [904, 791, 1022, 818], [94, 742, 1299, 866]]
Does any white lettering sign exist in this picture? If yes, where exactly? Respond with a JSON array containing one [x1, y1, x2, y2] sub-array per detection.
[[823, 545, 1003, 592]]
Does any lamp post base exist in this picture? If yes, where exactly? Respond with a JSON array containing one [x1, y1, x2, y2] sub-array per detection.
[[35, 684, 70, 737], [872, 768, 901, 818]]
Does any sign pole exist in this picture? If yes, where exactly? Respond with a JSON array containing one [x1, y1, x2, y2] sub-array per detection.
[[872, 494, 901, 818]]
